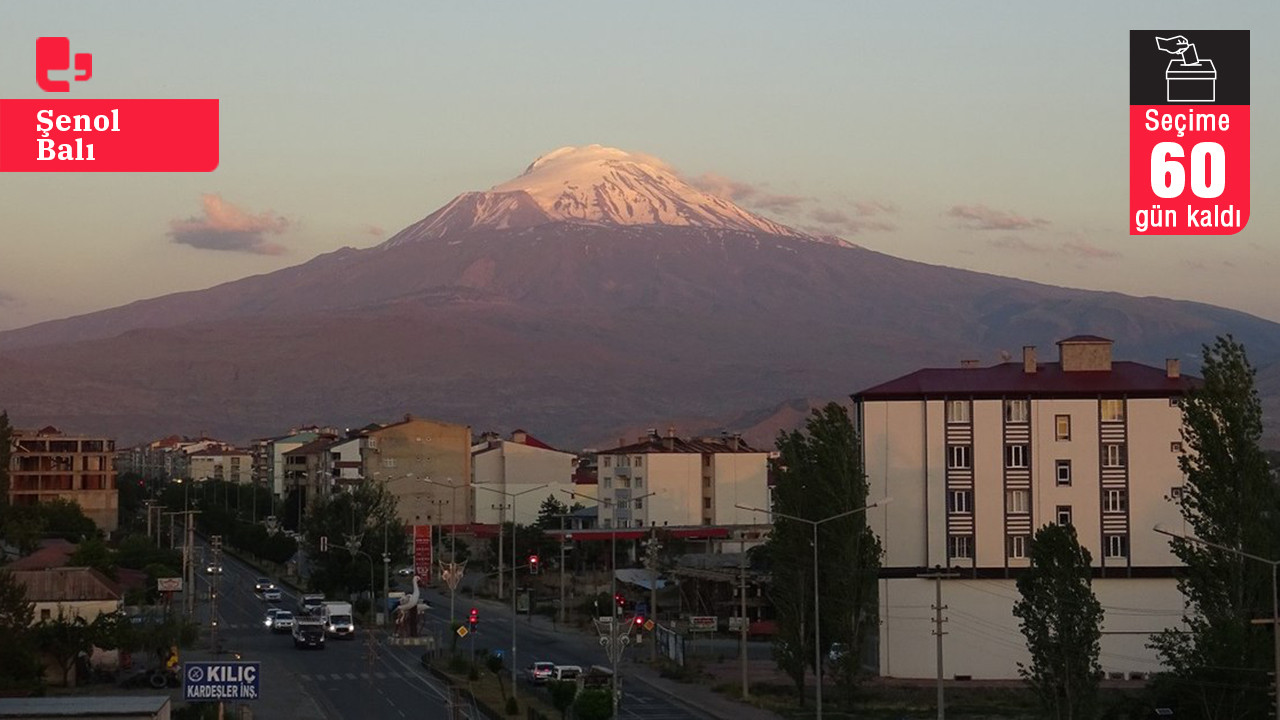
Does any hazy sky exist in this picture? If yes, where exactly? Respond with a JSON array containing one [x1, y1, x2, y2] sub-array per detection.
[[1, 2, 1277, 330]]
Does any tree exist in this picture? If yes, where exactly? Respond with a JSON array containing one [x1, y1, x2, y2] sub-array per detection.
[[1013, 523, 1103, 720], [486, 651, 507, 700], [1151, 336, 1279, 719], [38, 498, 98, 542], [303, 482, 408, 598], [69, 537, 117, 580], [0, 411, 11, 517], [535, 494, 569, 530], [760, 402, 881, 705], [549, 679, 579, 719], [573, 688, 613, 720], [34, 614, 96, 687], [0, 568, 42, 690]]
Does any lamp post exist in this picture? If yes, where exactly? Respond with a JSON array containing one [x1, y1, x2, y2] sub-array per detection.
[[1154, 523, 1280, 720], [562, 488, 657, 717], [475, 483, 548, 700], [737, 497, 892, 720], [422, 477, 467, 625]]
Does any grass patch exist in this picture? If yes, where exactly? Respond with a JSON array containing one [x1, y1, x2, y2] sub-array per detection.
[[431, 656, 558, 719]]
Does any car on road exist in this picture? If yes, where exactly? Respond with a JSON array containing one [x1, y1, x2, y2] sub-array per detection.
[[293, 618, 326, 649], [253, 577, 275, 593], [205, 563, 223, 575], [396, 566, 415, 577], [552, 665, 582, 682], [271, 610, 295, 633], [263, 588, 282, 602], [525, 661, 556, 685], [263, 608, 282, 629]]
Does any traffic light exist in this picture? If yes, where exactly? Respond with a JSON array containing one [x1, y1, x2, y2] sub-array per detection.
[[614, 593, 625, 609], [528, 554, 539, 575], [469, 607, 479, 630], [634, 615, 645, 628]]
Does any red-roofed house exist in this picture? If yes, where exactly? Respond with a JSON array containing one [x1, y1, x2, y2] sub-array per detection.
[[853, 336, 1196, 680]]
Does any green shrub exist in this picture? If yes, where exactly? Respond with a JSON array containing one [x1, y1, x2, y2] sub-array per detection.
[[504, 696, 519, 715]]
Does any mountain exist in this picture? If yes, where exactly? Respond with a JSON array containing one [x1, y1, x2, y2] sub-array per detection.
[[3, 145, 1280, 448]]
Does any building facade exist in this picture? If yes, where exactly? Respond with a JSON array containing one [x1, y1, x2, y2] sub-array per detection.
[[472, 430, 576, 525], [596, 430, 769, 528], [854, 337, 1195, 679], [8, 427, 118, 532], [361, 415, 472, 529], [188, 447, 252, 484]]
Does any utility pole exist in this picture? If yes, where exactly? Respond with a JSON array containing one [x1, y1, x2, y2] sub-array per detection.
[[643, 529, 662, 662], [740, 538, 749, 699], [559, 513, 568, 626], [210, 535, 222, 655], [185, 510, 199, 617], [918, 566, 959, 720]]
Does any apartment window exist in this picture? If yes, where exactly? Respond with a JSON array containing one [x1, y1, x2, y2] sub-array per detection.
[[1006, 489, 1030, 514], [382, 458, 396, 468], [1055, 415, 1071, 441], [621, 455, 630, 467], [702, 477, 711, 488], [1104, 489, 1127, 513], [619, 478, 631, 489], [1004, 399, 1029, 424], [1056, 460, 1072, 486], [634, 456, 643, 468], [946, 400, 971, 424], [1170, 397, 1181, 407], [703, 497, 712, 510], [1104, 444, 1126, 468], [703, 455, 712, 467], [1170, 486, 1184, 501], [1170, 441, 1183, 453], [947, 535, 973, 559], [634, 498, 644, 510], [635, 477, 644, 488], [1101, 399, 1126, 422], [1005, 444, 1029, 469], [947, 445, 972, 470], [603, 456, 612, 468], [1105, 534, 1129, 558], [1007, 535, 1029, 559], [603, 518, 613, 529], [948, 490, 972, 514], [1056, 505, 1073, 526], [603, 477, 612, 489]]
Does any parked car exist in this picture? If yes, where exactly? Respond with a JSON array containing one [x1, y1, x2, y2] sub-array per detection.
[[293, 618, 326, 649], [271, 610, 295, 633], [263, 588, 282, 603], [525, 661, 556, 685], [253, 577, 275, 593]]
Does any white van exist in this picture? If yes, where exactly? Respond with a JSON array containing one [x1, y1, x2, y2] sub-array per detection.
[[552, 665, 582, 682]]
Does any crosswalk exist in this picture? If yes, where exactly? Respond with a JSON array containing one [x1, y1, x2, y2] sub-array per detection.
[[298, 671, 416, 682]]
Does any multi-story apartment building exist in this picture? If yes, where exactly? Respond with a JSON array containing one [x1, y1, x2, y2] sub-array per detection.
[[595, 429, 769, 528], [188, 447, 252, 484], [8, 426, 118, 532], [472, 430, 576, 525], [361, 415, 472, 529], [853, 336, 1194, 679]]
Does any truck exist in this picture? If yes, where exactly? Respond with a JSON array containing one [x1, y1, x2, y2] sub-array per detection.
[[299, 593, 325, 616], [293, 617, 325, 649], [321, 600, 355, 639]]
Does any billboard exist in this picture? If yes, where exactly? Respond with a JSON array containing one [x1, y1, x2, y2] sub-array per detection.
[[413, 524, 432, 581], [183, 661, 260, 701]]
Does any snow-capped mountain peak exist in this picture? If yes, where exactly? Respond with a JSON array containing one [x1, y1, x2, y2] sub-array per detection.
[[382, 145, 807, 246]]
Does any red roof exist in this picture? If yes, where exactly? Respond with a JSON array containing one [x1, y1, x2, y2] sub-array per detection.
[[599, 435, 762, 455], [854, 361, 1198, 401], [5, 539, 77, 571], [546, 527, 732, 541]]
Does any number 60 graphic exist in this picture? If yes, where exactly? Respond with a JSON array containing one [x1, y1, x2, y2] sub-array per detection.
[[1151, 141, 1225, 199]]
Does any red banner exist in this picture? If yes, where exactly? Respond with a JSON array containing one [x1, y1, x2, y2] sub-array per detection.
[[0, 98, 219, 172], [413, 525, 433, 582]]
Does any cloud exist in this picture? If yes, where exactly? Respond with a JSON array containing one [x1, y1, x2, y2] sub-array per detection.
[[948, 204, 1049, 231], [363, 224, 385, 237], [987, 237, 1048, 253], [0, 290, 16, 306], [689, 173, 808, 215], [168, 194, 290, 255], [807, 206, 896, 235], [1061, 238, 1120, 259], [852, 200, 897, 217]]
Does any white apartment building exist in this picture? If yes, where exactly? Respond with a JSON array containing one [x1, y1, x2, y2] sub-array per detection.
[[188, 447, 252, 484], [596, 430, 769, 528], [853, 336, 1195, 680], [472, 430, 575, 526]]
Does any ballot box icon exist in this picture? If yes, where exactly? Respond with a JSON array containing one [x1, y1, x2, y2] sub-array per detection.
[[1156, 36, 1217, 103]]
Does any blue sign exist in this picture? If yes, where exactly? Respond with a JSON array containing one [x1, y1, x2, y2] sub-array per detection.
[[183, 661, 260, 702]]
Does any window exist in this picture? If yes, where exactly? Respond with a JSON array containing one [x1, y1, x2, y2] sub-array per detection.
[[1170, 486, 1184, 501], [703, 455, 712, 467], [1055, 415, 1071, 441], [1104, 489, 1127, 513], [702, 477, 710, 488], [634, 498, 644, 510], [946, 400, 971, 424], [1056, 460, 1072, 486], [1105, 534, 1129, 558], [603, 477, 612, 489], [1007, 535, 1029, 559], [702, 497, 712, 509], [382, 458, 396, 468], [1170, 397, 1181, 407], [947, 535, 973, 559], [603, 456, 612, 468], [947, 445, 972, 470], [948, 490, 972, 514], [1101, 399, 1126, 422], [634, 519, 643, 528], [1005, 444, 1029, 468], [635, 477, 644, 488], [1005, 399, 1029, 423], [1056, 505, 1073, 526], [40, 608, 51, 622], [1170, 441, 1183, 453], [1104, 444, 1126, 468], [634, 456, 643, 468], [621, 455, 630, 467], [1006, 489, 1030, 514]]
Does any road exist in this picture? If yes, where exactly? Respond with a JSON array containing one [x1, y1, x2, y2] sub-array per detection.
[[418, 586, 717, 720], [189, 535, 469, 719]]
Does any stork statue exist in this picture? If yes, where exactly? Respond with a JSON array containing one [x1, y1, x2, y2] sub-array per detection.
[[394, 575, 424, 637]]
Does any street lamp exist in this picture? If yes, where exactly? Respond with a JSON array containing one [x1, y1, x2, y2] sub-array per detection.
[[422, 477, 468, 625], [475, 483, 548, 700], [1154, 523, 1280, 720], [737, 497, 892, 720]]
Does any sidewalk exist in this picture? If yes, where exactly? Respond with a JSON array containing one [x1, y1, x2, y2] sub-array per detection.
[[453, 590, 782, 720]]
